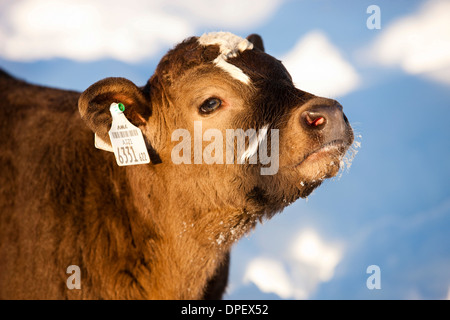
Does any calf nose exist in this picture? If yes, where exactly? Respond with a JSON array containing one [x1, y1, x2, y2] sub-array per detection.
[[301, 103, 349, 139]]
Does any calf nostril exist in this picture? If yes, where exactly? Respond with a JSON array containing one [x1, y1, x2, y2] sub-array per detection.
[[303, 111, 326, 128]]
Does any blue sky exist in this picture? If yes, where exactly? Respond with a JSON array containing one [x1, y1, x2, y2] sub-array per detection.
[[1, 0, 449, 299]]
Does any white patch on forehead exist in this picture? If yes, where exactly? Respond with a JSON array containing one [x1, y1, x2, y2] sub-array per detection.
[[198, 32, 254, 57], [198, 32, 253, 84], [214, 58, 252, 84]]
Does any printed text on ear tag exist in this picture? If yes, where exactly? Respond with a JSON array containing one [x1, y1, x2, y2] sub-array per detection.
[[108, 103, 150, 166]]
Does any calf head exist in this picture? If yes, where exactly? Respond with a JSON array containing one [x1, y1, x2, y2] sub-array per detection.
[[79, 32, 353, 224]]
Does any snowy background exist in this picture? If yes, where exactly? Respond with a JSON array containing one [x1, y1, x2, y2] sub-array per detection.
[[1, 0, 449, 299]]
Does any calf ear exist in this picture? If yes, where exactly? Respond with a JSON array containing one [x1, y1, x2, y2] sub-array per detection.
[[78, 77, 151, 145], [246, 34, 265, 52]]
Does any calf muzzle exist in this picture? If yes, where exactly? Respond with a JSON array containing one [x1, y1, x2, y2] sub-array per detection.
[[300, 98, 352, 146]]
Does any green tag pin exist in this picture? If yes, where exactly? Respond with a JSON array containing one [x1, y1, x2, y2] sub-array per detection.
[[110, 102, 125, 114]]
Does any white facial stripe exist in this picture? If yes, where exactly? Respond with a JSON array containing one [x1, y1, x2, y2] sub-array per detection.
[[241, 125, 269, 162], [198, 32, 253, 84], [214, 58, 251, 84]]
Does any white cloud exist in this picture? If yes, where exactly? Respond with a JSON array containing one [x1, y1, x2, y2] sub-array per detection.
[[0, 0, 283, 62], [242, 228, 343, 299], [243, 257, 293, 299], [290, 229, 342, 282], [281, 30, 360, 98], [366, 0, 450, 85], [173, 0, 282, 31]]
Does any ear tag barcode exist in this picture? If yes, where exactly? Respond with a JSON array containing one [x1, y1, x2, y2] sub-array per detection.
[[108, 103, 150, 166]]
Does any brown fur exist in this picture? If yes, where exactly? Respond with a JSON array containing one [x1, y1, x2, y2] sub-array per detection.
[[0, 34, 353, 299]]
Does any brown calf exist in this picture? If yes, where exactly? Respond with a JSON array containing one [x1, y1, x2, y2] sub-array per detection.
[[0, 32, 353, 299]]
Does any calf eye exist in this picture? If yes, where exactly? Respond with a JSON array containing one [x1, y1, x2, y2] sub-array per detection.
[[199, 97, 222, 115]]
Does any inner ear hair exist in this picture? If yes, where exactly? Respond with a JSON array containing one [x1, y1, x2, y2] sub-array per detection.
[[110, 93, 148, 126], [78, 77, 151, 142]]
